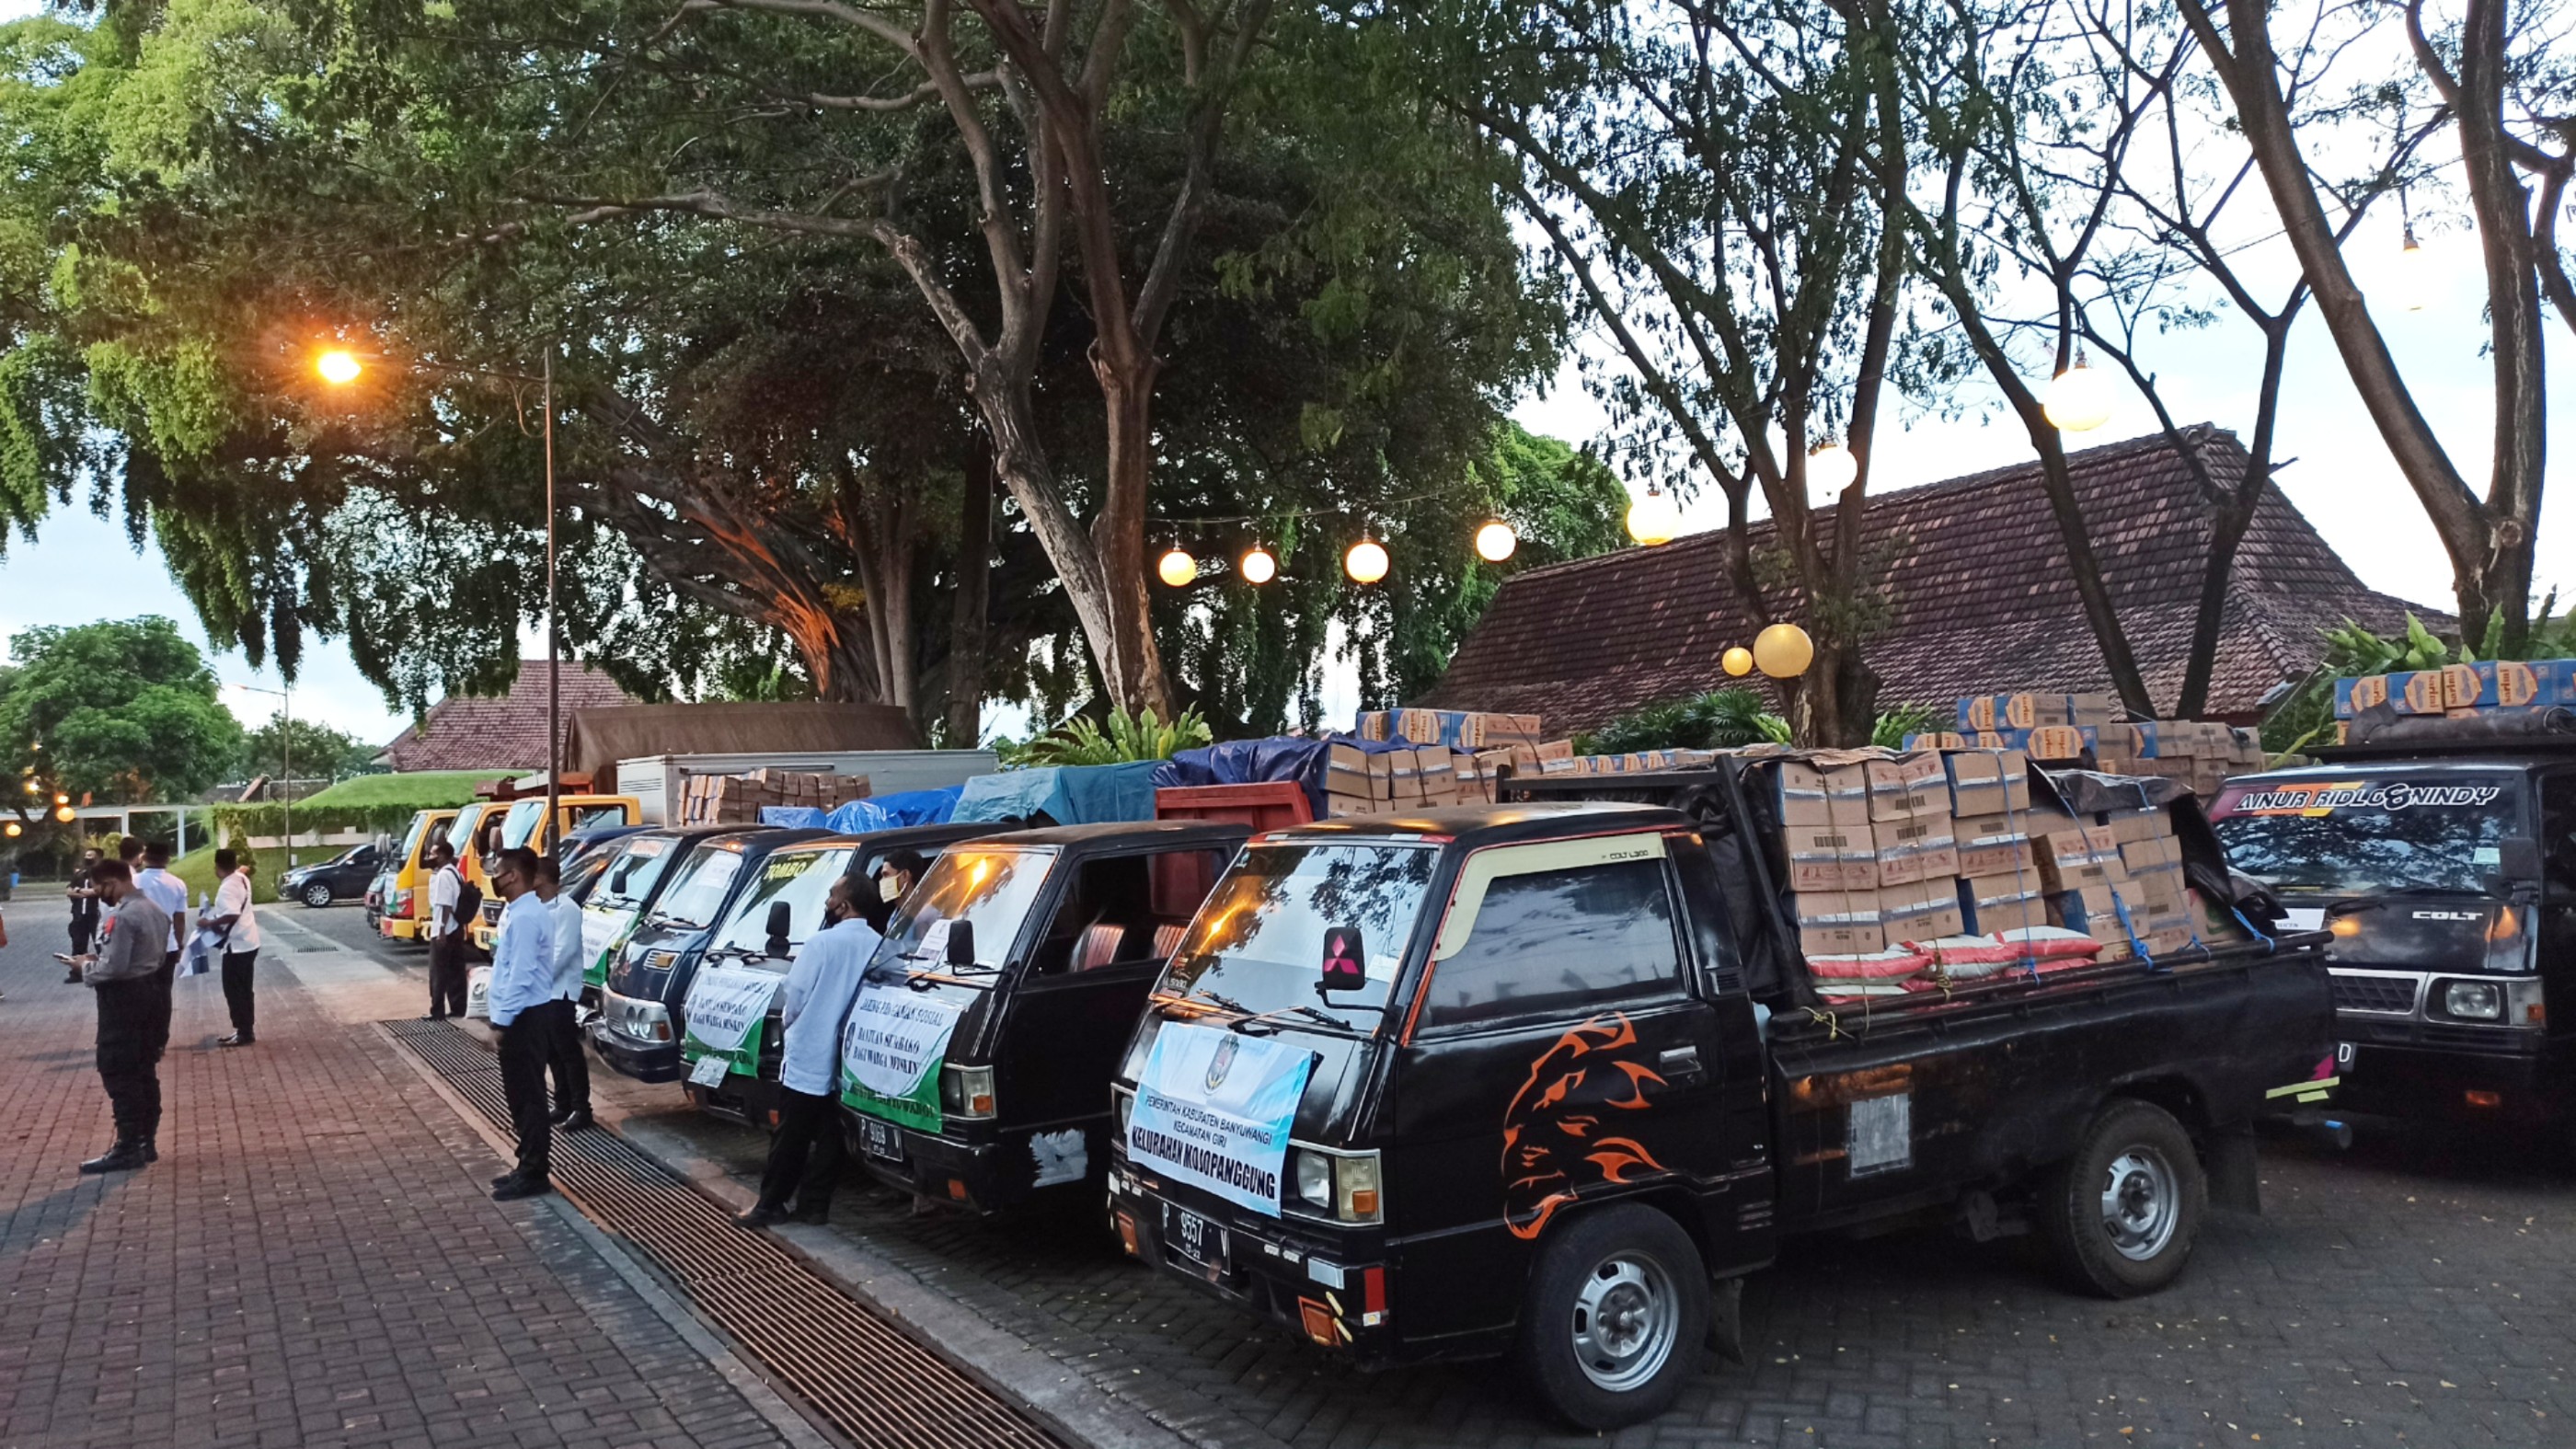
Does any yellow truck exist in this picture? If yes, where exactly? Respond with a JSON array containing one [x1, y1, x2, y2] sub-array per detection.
[[467, 792, 642, 951], [375, 808, 460, 943]]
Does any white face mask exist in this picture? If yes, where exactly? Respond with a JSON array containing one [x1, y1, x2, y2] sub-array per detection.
[[878, 873, 903, 903]]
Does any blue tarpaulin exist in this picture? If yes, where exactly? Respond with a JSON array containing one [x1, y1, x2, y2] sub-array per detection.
[[952, 762, 1162, 825], [1153, 734, 1409, 817], [756, 785, 962, 834]]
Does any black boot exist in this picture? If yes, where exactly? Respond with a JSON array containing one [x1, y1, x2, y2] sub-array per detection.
[[142, 1136, 158, 1163], [557, 1108, 595, 1132], [491, 1170, 553, 1202], [79, 1138, 147, 1175], [735, 1202, 788, 1227]]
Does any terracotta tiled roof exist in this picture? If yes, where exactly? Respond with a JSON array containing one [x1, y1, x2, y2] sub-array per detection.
[[377, 661, 640, 773], [1420, 427, 2444, 733]]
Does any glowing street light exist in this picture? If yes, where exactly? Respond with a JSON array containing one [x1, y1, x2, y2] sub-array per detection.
[[1344, 537, 1390, 584], [316, 348, 363, 385], [1753, 622, 1815, 679], [2044, 348, 2116, 432], [1626, 486, 1680, 546], [1474, 521, 1518, 562], [1156, 547, 1199, 588], [1807, 443, 1858, 495], [1238, 546, 1277, 585]]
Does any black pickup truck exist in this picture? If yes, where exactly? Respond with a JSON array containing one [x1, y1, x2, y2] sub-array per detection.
[[1105, 765, 2331, 1430], [2210, 723, 2575, 1134]]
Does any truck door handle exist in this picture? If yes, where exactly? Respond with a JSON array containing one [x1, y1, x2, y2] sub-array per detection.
[[1657, 1046, 1705, 1083]]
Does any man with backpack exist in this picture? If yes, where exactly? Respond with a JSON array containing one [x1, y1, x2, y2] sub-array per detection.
[[424, 839, 477, 1020]]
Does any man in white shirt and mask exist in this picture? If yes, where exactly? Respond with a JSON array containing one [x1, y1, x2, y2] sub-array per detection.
[[737, 874, 881, 1227], [485, 848, 558, 1202], [533, 857, 593, 1130], [423, 840, 468, 1019], [207, 848, 262, 1046]]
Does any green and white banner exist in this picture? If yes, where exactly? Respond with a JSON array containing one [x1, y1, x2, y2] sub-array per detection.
[[838, 979, 967, 1133], [581, 905, 638, 990], [680, 964, 783, 1079]]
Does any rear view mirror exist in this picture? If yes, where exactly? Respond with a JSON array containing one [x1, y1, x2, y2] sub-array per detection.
[[1320, 926, 1365, 993], [946, 920, 976, 968], [765, 899, 793, 950]]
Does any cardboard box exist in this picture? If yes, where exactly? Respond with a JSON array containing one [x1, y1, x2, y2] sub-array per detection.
[[1945, 750, 2030, 816], [2098, 808, 2169, 845], [2532, 659, 2576, 706], [2128, 863, 2187, 912], [1799, 921, 1888, 957], [1324, 793, 1380, 818], [1908, 730, 1972, 751], [1777, 761, 1871, 826], [1966, 891, 2053, 937], [1384, 749, 1422, 799], [2001, 692, 2074, 729], [1865, 754, 1948, 821], [2024, 725, 2097, 762], [2388, 669, 2445, 715], [1535, 739, 1577, 763], [1785, 826, 1875, 891], [1869, 812, 1956, 885], [2068, 693, 2118, 728], [2118, 834, 2181, 872], [1415, 745, 1455, 793], [2053, 882, 2132, 937], [1324, 743, 1372, 799], [1958, 696, 2000, 730]]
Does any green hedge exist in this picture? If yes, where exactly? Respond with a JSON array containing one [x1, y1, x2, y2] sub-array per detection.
[[204, 771, 502, 840]]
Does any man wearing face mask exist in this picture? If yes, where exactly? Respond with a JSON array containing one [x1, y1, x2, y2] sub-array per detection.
[[737, 873, 882, 1227]]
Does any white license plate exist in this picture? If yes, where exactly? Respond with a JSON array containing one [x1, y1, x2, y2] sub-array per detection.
[[2281, 907, 2327, 933], [685, 1053, 730, 1088], [858, 1117, 904, 1162], [1167, 1203, 1226, 1274]]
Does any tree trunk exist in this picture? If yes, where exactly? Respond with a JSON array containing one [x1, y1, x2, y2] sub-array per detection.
[[2176, 331, 2291, 718], [2456, 0, 2546, 653], [945, 436, 995, 747], [1087, 366, 1176, 719]]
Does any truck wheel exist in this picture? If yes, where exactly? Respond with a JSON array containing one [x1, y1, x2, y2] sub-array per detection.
[[1515, 1203, 1708, 1430], [302, 881, 335, 908], [2041, 1100, 2206, 1298]]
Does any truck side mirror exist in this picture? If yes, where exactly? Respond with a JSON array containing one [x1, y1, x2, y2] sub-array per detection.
[[1319, 926, 1365, 992], [765, 899, 793, 951], [945, 920, 976, 968], [2500, 836, 2544, 882]]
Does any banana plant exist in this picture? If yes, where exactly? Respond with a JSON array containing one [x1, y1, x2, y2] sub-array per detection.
[[1009, 707, 1214, 767]]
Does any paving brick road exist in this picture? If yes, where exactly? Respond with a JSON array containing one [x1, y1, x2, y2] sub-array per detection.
[[290, 896, 2576, 1449], [0, 890, 804, 1449]]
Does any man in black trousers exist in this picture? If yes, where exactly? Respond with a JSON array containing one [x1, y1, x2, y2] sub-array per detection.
[[64, 847, 102, 983], [70, 861, 168, 1174], [423, 839, 469, 1019], [485, 847, 559, 1202]]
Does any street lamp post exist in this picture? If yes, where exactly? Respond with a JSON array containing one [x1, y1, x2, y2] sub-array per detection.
[[315, 341, 561, 846], [231, 682, 291, 863]]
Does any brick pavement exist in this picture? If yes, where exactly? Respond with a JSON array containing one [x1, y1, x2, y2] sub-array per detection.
[[289, 897, 2576, 1448], [0, 895, 804, 1449]]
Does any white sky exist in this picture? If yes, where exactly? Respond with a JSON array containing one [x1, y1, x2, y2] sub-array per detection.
[[1, 0, 2569, 744]]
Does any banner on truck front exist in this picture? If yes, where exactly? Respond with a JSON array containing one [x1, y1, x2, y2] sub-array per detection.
[[1124, 1024, 1316, 1217], [679, 965, 783, 1079], [581, 905, 638, 989], [839, 979, 967, 1133]]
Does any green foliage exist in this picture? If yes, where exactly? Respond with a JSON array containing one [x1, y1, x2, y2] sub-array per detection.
[[294, 771, 498, 812], [1581, 690, 1788, 753], [1872, 703, 1943, 750], [236, 715, 377, 785], [1006, 708, 1214, 768], [0, 616, 242, 802]]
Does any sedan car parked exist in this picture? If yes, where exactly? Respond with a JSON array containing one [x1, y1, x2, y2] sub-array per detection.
[[279, 842, 385, 908]]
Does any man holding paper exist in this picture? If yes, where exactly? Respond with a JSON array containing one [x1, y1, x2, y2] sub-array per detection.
[[738, 875, 881, 1227]]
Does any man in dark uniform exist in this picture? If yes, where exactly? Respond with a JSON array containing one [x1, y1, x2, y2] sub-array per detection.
[[70, 860, 167, 1174]]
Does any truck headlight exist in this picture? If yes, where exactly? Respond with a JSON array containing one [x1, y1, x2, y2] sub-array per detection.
[[939, 1064, 995, 1119], [2443, 981, 2502, 1020], [1286, 1144, 1383, 1225], [1294, 1150, 1333, 1209]]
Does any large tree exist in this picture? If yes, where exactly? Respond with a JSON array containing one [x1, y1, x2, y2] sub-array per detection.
[[0, 617, 243, 803]]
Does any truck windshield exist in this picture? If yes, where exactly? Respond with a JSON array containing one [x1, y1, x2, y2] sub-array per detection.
[[708, 846, 856, 961], [1160, 842, 1438, 1027], [870, 846, 1052, 984], [650, 845, 744, 929], [401, 812, 436, 859], [444, 810, 483, 859], [500, 799, 546, 850], [590, 835, 677, 914], [2211, 774, 2524, 894]]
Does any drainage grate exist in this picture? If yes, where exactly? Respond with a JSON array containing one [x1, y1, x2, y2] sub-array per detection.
[[385, 1018, 1062, 1449]]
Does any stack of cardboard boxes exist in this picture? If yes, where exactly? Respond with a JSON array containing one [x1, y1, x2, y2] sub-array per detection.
[[1777, 745, 2211, 965], [2334, 659, 2576, 735], [680, 767, 872, 825], [1910, 693, 2263, 792], [1321, 742, 1512, 817], [1354, 709, 1547, 753]]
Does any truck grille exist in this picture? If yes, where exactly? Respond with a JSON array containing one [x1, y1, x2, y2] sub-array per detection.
[[2331, 972, 2421, 1014]]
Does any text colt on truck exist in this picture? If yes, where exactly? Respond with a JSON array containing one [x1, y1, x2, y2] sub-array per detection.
[[1105, 796, 2331, 1430]]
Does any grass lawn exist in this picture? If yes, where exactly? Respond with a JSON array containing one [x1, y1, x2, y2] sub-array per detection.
[[296, 771, 504, 811], [173, 843, 354, 907]]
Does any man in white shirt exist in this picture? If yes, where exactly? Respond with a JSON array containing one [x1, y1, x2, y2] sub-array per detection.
[[424, 840, 468, 1019], [485, 847, 558, 1201], [533, 857, 593, 1131], [132, 839, 189, 1064], [207, 849, 262, 1046], [739, 874, 881, 1227]]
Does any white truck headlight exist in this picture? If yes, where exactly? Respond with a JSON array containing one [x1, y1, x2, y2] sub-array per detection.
[[2443, 981, 2502, 1020]]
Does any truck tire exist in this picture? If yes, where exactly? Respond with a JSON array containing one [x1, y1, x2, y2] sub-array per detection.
[[1515, 1203, 1709, 1430], [2041, 1099, 2206, 1297]]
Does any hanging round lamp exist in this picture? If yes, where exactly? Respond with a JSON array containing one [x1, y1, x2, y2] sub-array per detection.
[[1345, 536, 1390, 584], [1752, 622, 1815, 679], [1238, 546, 1277, 585], [1626, 486, 1680, 546], [1474, 521, 1518, 562], [1721, 646, 1754, 678], [1156, 546, 1198, 588], [1808, 443, 1858, 494], [2043, 348, 2116, 432]]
